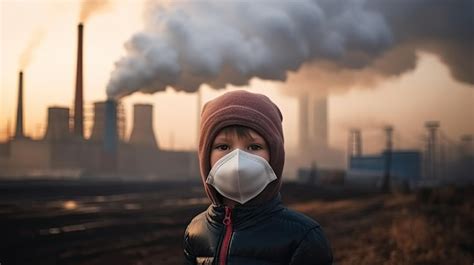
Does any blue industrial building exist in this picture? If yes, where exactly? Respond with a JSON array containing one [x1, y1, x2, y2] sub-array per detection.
[[346, 150, 422, 190]]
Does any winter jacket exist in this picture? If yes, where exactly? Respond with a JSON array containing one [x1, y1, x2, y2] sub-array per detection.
[[183, 195, 333, 265]]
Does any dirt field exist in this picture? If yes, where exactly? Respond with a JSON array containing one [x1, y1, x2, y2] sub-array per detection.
[[0, 180, 472, 265]]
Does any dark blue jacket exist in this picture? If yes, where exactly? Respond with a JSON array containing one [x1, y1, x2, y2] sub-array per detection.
[[184, 195, 333, 265]]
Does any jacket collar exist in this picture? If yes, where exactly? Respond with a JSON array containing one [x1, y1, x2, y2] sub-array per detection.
[[206, 194, 284, 230]]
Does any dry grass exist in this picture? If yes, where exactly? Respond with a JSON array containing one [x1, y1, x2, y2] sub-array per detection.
[[290, 186, 474, 265]]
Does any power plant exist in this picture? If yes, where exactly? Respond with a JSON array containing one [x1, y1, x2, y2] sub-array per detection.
[[0, 24, 198, 180], [0, 23, 471, 187]]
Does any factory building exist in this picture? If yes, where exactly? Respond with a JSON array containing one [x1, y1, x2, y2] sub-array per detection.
[[0, 23, 198, 180], [345, 151, 422, 190], [344, 125, 473, 190], [0, 100, 198, 180]]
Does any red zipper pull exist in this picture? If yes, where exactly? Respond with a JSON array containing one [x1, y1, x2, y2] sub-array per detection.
[[223, 206, 232, 225], [219, 206, 233, 265]]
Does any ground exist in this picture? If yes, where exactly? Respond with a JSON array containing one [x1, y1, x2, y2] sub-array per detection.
[[0, 180, 472, 265]]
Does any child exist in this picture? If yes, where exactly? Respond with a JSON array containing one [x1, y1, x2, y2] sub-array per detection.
[[184, 90, 333, 265]]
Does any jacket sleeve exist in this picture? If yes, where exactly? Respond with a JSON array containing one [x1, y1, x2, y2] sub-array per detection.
[[183, 229, 196, 265], [289, 226, 333, 265]]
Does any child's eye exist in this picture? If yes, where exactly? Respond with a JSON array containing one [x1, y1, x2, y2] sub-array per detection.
[[215, 144, 229, 151], [248, 144, 263, 151]]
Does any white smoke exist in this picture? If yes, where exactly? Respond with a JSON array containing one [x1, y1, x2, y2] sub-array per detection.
[[106, 0, 472, 99], [106, 0, 393, 98]]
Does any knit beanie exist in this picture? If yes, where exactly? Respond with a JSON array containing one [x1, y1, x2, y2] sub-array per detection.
[[199, 90, 285, 205]]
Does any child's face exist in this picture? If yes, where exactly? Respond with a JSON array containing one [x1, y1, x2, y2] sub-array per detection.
[[210, 128, 270, 167]]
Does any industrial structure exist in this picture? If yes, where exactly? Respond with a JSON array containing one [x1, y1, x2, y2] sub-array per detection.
[[293, 94, 344, 172], [345, 124, 474, 191], [0, 24, 198, 180], [15, 72, 25, 139], [0, 23, 471, 185]]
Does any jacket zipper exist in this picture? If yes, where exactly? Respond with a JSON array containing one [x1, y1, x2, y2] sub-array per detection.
[[219, 206, 233, 265]]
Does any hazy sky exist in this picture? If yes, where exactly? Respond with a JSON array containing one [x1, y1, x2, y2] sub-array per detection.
[[1, 0, 473, 155]]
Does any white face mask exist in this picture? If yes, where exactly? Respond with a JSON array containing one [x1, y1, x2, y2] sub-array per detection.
[[206, 149, 277, 204]]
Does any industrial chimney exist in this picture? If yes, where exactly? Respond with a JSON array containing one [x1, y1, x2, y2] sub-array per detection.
[[73, 23, 84, 138], [425, 121, 440, 179], [44, 107, 70, 141], [348, 129, 362, 157], [299, 94, 309, 150], [129, 104, 158, 148], [14, 71, 24, 139], [312, 97, 328, 148]]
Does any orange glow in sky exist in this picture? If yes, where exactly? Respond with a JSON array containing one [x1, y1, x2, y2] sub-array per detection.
[[1, 0, 473, 155]]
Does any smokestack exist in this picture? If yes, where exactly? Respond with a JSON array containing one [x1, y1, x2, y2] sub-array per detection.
[[73, 23, 84, 138], [129, 104, 158, 148], [312, 97, 328, 148], [382, 126, 394, 192], [348, 129, 362, 157], [299, 94, 309, 150], [44, 107, 70, 141], [14, 71, 24, 139], [425, 121, 440, 178]]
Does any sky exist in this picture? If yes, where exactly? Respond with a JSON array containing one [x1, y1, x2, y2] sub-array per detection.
[[1, 0, 473, 156]]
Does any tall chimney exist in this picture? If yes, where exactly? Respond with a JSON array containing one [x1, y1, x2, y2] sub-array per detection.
[[425, 121, 440, 178], [15, 71, 24, 139], [312, 97, 328, 148], [73, 23, 84, 138], [299, 94, 309, 150], [348, 129, 362, 157]]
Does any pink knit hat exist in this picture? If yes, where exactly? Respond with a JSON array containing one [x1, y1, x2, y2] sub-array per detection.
[[199, 90, 285, 205]]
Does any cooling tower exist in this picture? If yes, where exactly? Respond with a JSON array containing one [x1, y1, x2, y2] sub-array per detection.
[[99, 99, 118, 172], [104, 100, 118, 152], [73, 23, 84, 138], [44, 107, 70, 141], [14, 71, 24, 139], [90, 102, 106, 142], [129, 104, 158, 148]]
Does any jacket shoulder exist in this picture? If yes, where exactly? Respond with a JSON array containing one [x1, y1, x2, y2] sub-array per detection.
[[289, 226, 333, 264], [278, 209, 332, 264], [184, 210, 219, 260], [277, 207, 321, 230], [185, 210, 208, 240]]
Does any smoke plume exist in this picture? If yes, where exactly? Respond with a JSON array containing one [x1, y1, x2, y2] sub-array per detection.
[[107, 0, 473, 99], [79, 0, 109, 22], [19, 29, 46, 70]]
